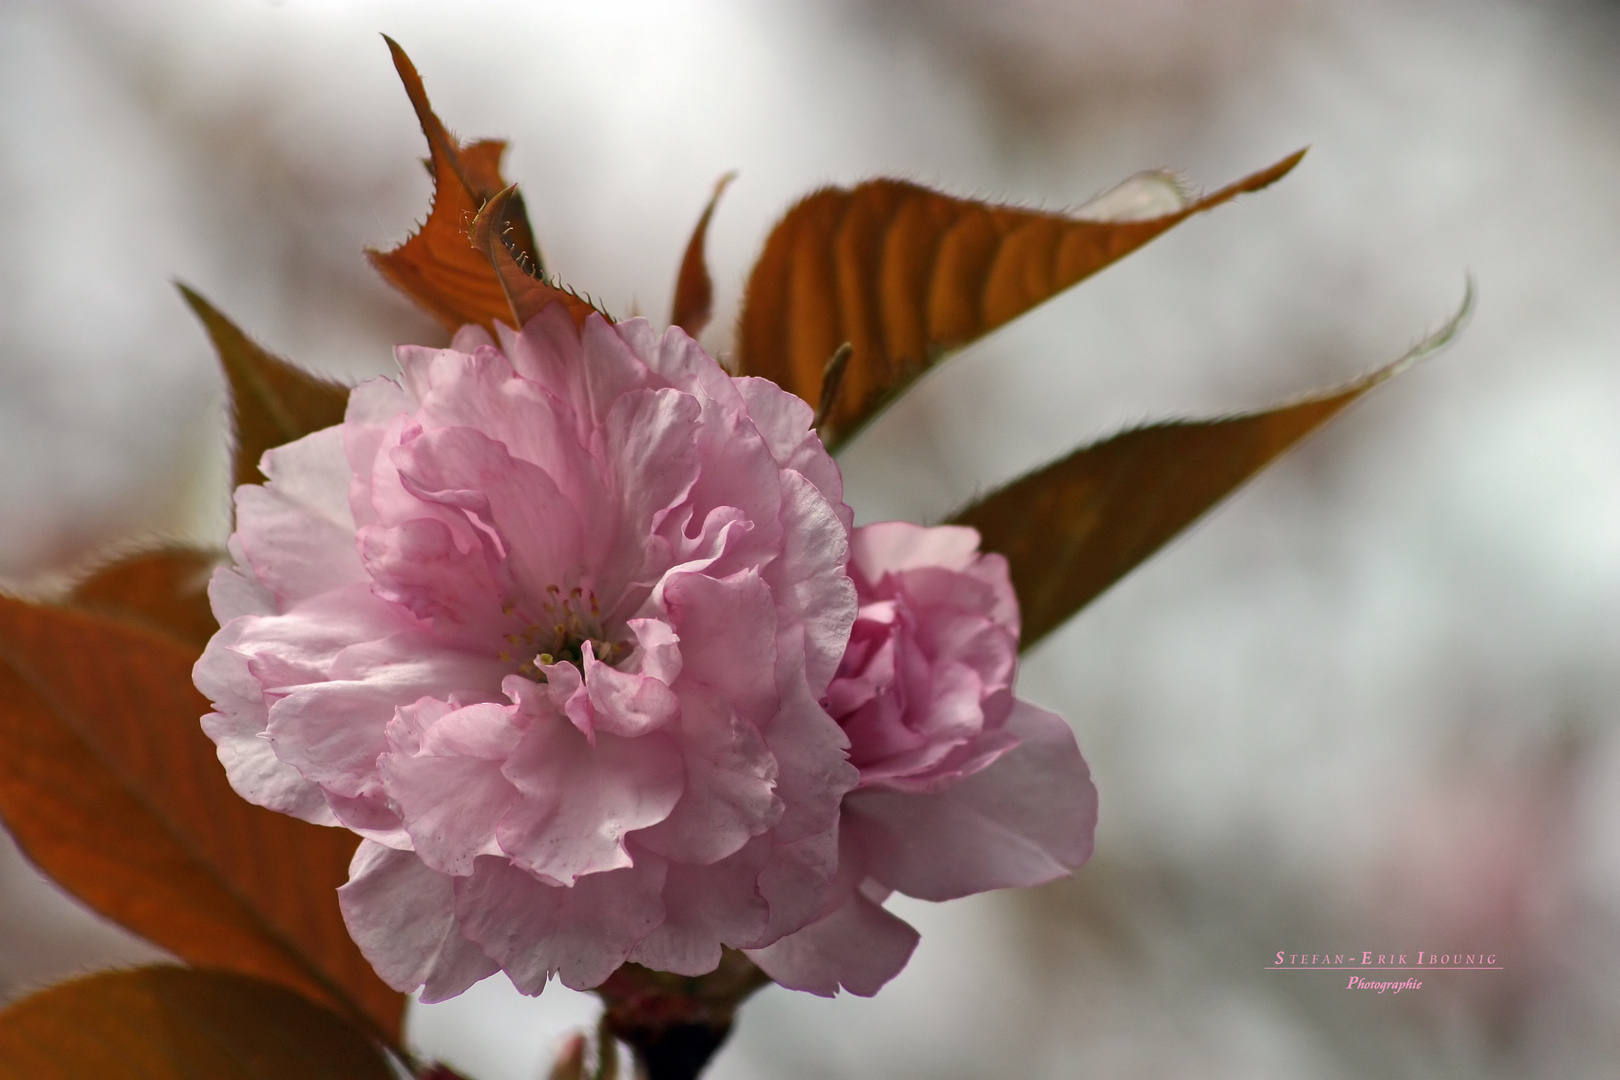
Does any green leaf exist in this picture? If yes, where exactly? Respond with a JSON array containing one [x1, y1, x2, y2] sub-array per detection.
[[0, 967, 394, 1080], [950, 285, 1473, 651], [0, 597, 404, 1039], [177, 284, 350, 491], [70, 545, 220, 650]]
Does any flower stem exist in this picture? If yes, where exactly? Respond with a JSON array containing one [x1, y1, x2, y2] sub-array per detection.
[[595, 951, 772, 1080]]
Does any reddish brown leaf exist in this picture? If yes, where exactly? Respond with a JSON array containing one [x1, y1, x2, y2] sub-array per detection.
[[950, 288, 1471, 651], [178, 285, 349, 491], [0, 598, 404, 1040], [470, 186, 603, 329], [0, 967, 393, 1080], [669, 172, 735, 337], [71, 545, 220, 650], [368, 38, 601, 335], [735, 151, 1305, 450]]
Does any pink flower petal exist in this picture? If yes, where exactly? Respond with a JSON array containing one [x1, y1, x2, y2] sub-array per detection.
[[391, 425, 587, 603], [845, 700, 1096, 901], [380, 699, 522, 877], [631, 685, 781, 866], [584, 643, 679, 739], [664, 568, 779, 721], [497, 711, 683, 886], [627, 838, 771, 976], [850, 520, 982, 580], [195, 612, 332, 825], [455, 853, 667, 994], [745, 888, 919, 997], [337, 841, 499, 1002]]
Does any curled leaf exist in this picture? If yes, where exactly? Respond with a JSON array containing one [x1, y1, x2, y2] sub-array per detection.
[[178, 285, 349, 490], [950, 283, 1473, 651], [0, 597, 404, 1039], [70, 545, 220, 650], [0, 967, 393, 1080], [669, 172, 735, 337], [367, 38, 537, 334], [470, 186, 603, 329], [735, 151, 1305, 450]]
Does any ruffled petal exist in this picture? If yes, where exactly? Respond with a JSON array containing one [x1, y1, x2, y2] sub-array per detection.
[[584, 644, 679, 738], [734, 375, 850, 529], [627, 838, 771, 976], [496, 710, 683, 886], [264, 633, 509, 800], [235, 429, 366, 607], [663, 569, 778, 721], [391, 424, 587, 602], [359, 516, 505, 650], [745, 888, 918, 998], [845, 700, 1096, 901], [380, 699, 523, 876], [195, 613, 333, 825], [455, 854, 667, 993], [768, 470, 857, 694], [337, 841, 499, 1002], [850, 520, 982, 580], [631, 685, 781, 867]]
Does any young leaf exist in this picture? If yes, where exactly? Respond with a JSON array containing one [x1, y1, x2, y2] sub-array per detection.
[[669, 173, 735, 337], [0, 598, 404, 1040], [950, 287, 1472, 651], [368, 38, 602, 335], [470, 186, 604, 329], [0, 967, 393, 1080], [178, 285, 349, 491], [70, 545, 220, 650], [735, 151, 1305, 451]]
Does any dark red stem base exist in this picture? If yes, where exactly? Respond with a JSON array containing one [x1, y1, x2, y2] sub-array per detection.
[[596, 951, 771, 1080]]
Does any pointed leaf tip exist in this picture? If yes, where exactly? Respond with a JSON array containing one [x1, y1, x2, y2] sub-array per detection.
[[178, 285, 349, 491], [370, 39, 575, 335], [670, 171, 737, 337], [735, 151, 1308, 451], [951, 282, 1471, 651]]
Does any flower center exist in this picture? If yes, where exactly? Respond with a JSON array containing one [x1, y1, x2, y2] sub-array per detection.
[[498, 585, 628, 680]]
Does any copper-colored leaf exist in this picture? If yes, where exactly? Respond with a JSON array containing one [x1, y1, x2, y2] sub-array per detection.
[[735, 151, 1305, 450], [669, 172, 735, 337], [0, 598, 404, 1039], [71, 545, 220, 650], [0, 967, 393, 1080], [368, 38, 603, 335], [950, 288, 1471, 651], [178, 285, 349, 491], [470, 186, 603, 329]]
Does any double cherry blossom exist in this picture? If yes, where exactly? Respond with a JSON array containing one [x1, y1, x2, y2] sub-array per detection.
[[194, 305, 1096, 999]]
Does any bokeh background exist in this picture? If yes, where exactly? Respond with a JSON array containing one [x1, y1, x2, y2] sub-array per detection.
[[4, 0, 1620, 1076]]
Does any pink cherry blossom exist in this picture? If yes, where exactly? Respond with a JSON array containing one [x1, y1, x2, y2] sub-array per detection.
[[194, 305, 860, 999], [746, 521, 1098, 996]]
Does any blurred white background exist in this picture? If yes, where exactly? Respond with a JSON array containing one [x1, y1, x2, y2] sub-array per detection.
[[4, 0, 1620, 1076]]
